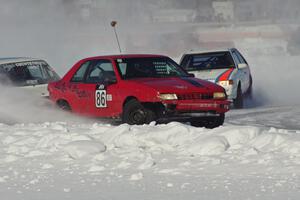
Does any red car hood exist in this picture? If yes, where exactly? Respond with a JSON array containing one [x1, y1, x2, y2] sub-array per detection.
[[127, 77, 223, 93]]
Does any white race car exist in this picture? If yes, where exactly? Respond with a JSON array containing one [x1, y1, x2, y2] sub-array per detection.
[[0, 57, 60, 97], [180, 48, 252, 108]]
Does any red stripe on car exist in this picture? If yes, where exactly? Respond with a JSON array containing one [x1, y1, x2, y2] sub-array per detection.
[[217, 68, 234, 81]]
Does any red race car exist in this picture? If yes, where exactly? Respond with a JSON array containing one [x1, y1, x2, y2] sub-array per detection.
[[48, 54, 230, 128]]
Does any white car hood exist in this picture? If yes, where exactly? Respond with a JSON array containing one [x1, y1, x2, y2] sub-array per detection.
[[192, 68, 231, 82], [21, 84, 49, 97]]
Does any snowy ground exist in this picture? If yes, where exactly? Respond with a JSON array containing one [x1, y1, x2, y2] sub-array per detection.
[[0, 104, 300, 200]]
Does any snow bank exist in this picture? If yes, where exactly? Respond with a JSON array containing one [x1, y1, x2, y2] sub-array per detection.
[[1, 121, 300, 170], [1, 109, 300, 199], [64, 140, 106, 159]]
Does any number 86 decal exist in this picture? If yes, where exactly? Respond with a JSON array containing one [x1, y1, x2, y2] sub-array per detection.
[[95, 90, 107, 108]]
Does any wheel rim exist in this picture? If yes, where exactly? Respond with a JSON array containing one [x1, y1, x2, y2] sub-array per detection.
[[130, 109, 146, 124]]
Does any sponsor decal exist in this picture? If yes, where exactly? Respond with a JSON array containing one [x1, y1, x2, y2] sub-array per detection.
[[15, 61, 46, 67], [97, 84, 105, 90], [55, 82, 67, 92], [77, 90, 89, 98], [107, 94, 113, 101], [180, 102, 219, 108]]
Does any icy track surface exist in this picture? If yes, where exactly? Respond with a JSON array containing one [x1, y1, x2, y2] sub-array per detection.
[[1, 106, 300, 200]]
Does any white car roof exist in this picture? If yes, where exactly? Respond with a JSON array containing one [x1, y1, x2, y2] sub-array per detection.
[[183, 48, 234, 55], [0, 57, 44, 65]]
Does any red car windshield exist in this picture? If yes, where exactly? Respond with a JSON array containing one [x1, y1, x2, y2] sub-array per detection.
[[115, 57, 189, 79]]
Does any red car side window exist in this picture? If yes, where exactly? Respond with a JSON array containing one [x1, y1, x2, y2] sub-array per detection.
[[71, 61, 90, 82], [85, 60, 115, 84]]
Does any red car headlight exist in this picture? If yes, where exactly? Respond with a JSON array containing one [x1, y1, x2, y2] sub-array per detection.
[[159, 94, 178, 100]]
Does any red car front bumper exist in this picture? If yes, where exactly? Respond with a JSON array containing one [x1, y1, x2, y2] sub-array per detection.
[[161, 99, 230, 115]]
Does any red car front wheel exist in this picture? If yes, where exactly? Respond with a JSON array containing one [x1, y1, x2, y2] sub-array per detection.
[[191, 114, 225, 128], [122, 99, 156, 125]]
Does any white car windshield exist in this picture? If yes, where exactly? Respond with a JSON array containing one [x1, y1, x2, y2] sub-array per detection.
[[0, 60, 60, 86], [181, 52, 235, 71]]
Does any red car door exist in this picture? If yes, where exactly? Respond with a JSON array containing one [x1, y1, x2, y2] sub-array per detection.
[[63, 61, 91, 113], [70, 59, 121, 117]]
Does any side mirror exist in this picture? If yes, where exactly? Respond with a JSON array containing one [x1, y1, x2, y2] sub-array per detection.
[[237, 63, 248, 69], [188, 73, 195, 77]]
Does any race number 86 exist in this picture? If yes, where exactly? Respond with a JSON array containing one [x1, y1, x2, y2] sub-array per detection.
[[95, 90, 107, 108]]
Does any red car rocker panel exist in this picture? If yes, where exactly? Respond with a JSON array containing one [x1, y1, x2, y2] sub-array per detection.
[[48, 54, 230, 128]]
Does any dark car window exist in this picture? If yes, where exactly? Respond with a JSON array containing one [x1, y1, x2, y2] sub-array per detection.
[[44, 65, 60, 81], [71, 60, 116, 84], [71, 61, 90, 82], [0, 60, 59, 86], [85, 60, 116, 83], [181, 52, 235, 71], [235, 50, 248, 64], [232, 51, 242, 64], [115, 57, 188, 79], [0, 67, 11, 85]]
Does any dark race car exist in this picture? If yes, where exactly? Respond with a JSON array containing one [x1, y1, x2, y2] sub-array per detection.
[[48, 54, 230, 128], [0, 57, 60, 97]]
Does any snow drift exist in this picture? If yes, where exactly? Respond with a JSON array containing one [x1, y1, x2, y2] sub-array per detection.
[[1, 108, 300, 199], [1, 121, 300, 168]]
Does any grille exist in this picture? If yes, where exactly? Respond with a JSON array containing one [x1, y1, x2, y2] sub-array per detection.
[[177, 93, 213, 100]]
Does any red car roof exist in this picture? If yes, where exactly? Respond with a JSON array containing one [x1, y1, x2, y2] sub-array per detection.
[[83, 54, 167, 60]]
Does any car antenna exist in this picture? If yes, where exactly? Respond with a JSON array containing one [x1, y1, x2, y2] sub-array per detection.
[[111, 21, 122, 54]]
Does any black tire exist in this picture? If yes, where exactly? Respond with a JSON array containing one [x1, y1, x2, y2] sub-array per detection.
[[57, 100, 71, 111], [191, 114, 225, 129], [190, 119, 205, 128], [122, 99, 156, 125], [246, 76, 253, 99], [233, 84, 243, 109], [247, 84, 253, 97]]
